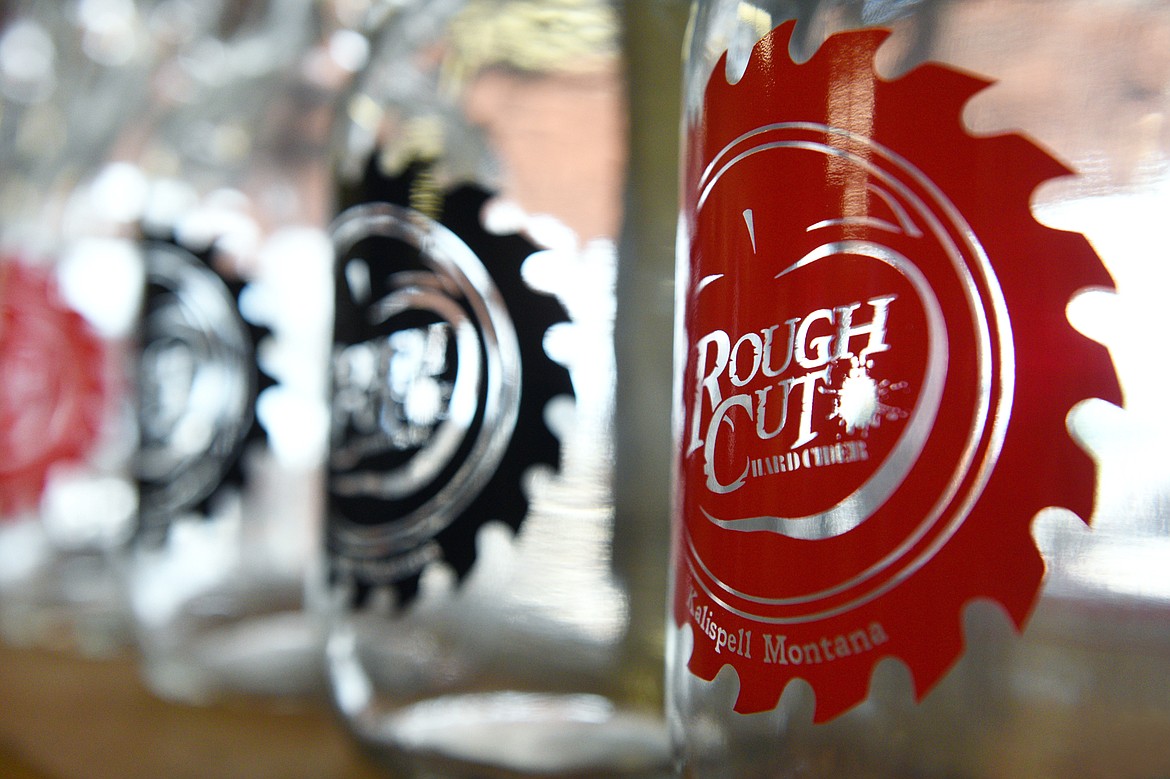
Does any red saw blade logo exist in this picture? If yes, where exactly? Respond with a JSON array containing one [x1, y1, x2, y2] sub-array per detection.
[[0, 258, 108, 517], [674, 21, 1121, 721]]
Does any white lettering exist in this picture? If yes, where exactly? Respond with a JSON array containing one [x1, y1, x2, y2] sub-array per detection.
[[688, 589, 752, 659], [689, 330, 731, 457], [729, 331, 763, 387], [835, 295, 896, 363], [688, 295, 896, 495], [795, 307, 836, 369], [704, 394, 753, 494], [761, 623, 889, 665]]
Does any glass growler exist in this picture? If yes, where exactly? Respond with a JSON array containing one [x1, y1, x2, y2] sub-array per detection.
[[0, 1, 159, 655], [670, 1, 1170, 777], [119, 0, 340, 703], [323, 0, 670, 775]]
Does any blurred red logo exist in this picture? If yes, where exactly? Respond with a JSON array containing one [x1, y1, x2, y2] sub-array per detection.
[[1, 258, 108, 517]]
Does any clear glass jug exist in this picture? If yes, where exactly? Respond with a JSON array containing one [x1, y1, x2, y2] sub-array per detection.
[[669, 1, 1170, 776], [322, 1, 672, 775]]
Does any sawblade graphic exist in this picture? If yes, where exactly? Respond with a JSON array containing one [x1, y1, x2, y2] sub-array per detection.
[[328, 160, 571, 607], [675, 21, 1122, 722]]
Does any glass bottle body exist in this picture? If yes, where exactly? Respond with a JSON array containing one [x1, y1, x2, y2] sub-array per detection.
[[118, 0, 339, 703], [324, 1, 670, 775], [0, 1, 159, 656], [128, 226, 332, 703], [670, 1, 1170, 777]]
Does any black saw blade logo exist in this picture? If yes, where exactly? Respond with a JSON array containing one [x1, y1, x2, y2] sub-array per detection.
[[136, 238, 267, 543], [327, 160, 571, 607]]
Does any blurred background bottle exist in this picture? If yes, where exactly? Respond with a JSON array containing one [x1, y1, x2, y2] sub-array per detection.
[[113, 0, 362, 703], [0, 0, 160, 657], [670, 1, 1170, 777], [0, 0, 368, 699], [322, 0, 673, 774]]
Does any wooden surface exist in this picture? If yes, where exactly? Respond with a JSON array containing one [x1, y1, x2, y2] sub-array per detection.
[[0, 644, 386, 779]]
